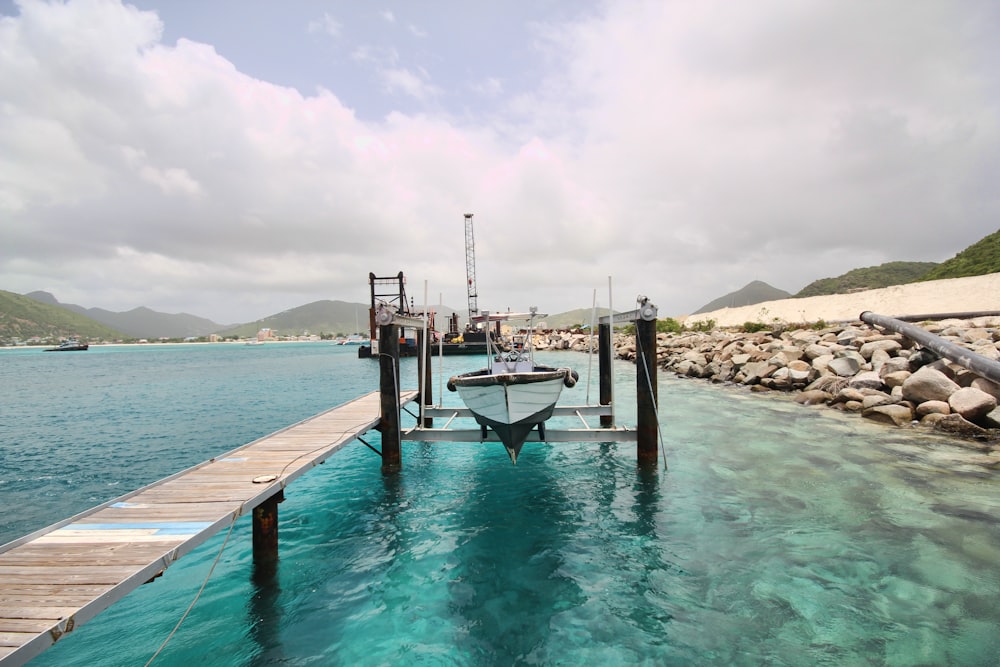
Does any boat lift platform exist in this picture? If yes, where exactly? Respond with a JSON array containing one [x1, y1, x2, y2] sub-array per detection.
[[375, 293, 661, 465], [404, 405, 635, 443]]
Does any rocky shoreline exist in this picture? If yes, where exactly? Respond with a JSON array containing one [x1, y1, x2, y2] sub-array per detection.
[[534, 317, 1000, 468]]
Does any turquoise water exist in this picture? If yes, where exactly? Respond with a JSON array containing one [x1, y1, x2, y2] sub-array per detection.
[[2, 343, 999, 665]]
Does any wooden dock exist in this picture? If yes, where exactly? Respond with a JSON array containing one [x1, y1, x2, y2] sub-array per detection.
[[0, 390, 417, 666]]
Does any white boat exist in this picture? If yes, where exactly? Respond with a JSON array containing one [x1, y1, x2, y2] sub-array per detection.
[[447, 309, 577, 464]]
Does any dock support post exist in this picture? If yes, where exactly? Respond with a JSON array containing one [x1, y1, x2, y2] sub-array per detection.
[[417, 329, 433, 427], [598, 322, 614, 427], [635, 305, 659, 467], [252, 490, 284, 566], [379, 322, 402, 472]]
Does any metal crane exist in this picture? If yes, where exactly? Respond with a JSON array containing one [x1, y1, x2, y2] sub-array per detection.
[[464, 213, 478, 322]]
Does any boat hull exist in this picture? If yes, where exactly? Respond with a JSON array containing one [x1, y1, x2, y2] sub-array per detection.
[[448, 368, 576, 464], [45, 343, 89, 352]]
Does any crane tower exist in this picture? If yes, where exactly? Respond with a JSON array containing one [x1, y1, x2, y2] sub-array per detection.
[[464, 213, 478, 321]]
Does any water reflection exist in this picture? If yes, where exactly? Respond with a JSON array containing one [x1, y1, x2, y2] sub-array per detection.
[[246, 559, 284, 665], [446, 449, 585, 663]]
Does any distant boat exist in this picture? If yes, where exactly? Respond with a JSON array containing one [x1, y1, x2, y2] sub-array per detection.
[[447, 309, 577, 464], [45, 340, 89, 352]]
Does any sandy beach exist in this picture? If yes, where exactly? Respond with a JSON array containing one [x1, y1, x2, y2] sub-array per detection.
[[682, 273, 1000, 328]]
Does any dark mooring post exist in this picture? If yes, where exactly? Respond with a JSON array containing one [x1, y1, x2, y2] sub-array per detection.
[[417, 328, 433, 427], [598, 321, 614, 427], [635, 300, 659, 467], [378, 322, 402, 472], [252, 489, 284, 566]]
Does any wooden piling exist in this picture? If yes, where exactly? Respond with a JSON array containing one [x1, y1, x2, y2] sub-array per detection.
[[635, 313, 658, 467], [252, 490, 284, 565], [417, 328, 433, 427], [598, 322, 614, 427], [378, 322, 402, 472]]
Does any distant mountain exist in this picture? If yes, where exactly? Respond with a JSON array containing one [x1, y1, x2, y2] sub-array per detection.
[[693, 281, 791, 314], [25, 291, 226, 338], [217, 300, 392, 339], [919, 228, 1000, 282], [794, 262, 939, 298], [0, 290, 124, 344]]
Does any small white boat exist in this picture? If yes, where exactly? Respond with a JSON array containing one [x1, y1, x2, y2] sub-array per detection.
[[447, 309, 577, 464]]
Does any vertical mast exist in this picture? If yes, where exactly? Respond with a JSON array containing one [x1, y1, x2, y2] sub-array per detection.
[[464, 213, 478, 323]]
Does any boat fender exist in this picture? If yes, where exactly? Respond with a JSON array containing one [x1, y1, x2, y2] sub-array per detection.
[[562, 369, 579, 388], [446, 377, 457, 392]]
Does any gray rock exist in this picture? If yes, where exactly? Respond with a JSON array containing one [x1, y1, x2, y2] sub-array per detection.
[[869, 348, 892, 373], [849, 371, 884, 391], [901, 367, 960, 404], [811, 354, 834, 374], [829, 356, 862, 377], [803, 343, 831, 360]]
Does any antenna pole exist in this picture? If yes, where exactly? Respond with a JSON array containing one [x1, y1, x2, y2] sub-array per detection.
[[464, 213, 478, 323]]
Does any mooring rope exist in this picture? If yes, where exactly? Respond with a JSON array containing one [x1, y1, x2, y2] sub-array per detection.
[[146, 359, 408, 664], [144, 514, 238, 666]]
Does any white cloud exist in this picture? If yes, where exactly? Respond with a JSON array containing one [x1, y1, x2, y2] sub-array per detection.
[[307, 12, 341, 37], [0, 0, 997, 323]]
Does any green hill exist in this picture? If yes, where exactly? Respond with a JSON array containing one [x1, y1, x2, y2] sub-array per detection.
[[0, 290, 125, 345], [794, 261, 939, 298], [216, 300, 375, 339], [919, 228, 1000, 281]]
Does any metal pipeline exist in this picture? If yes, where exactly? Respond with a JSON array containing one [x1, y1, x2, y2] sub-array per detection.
[[859, 311, 1000, 386]]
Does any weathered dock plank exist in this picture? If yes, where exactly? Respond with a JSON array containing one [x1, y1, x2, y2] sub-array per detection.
[[0, 390, 417, 666]]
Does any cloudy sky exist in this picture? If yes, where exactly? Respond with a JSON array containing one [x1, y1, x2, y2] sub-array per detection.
[[1, 0, 998, 324]]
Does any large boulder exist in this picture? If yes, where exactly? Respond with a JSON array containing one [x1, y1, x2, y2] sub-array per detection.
[[901, 367, 960, 404], [948, 387, 998, 423]]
